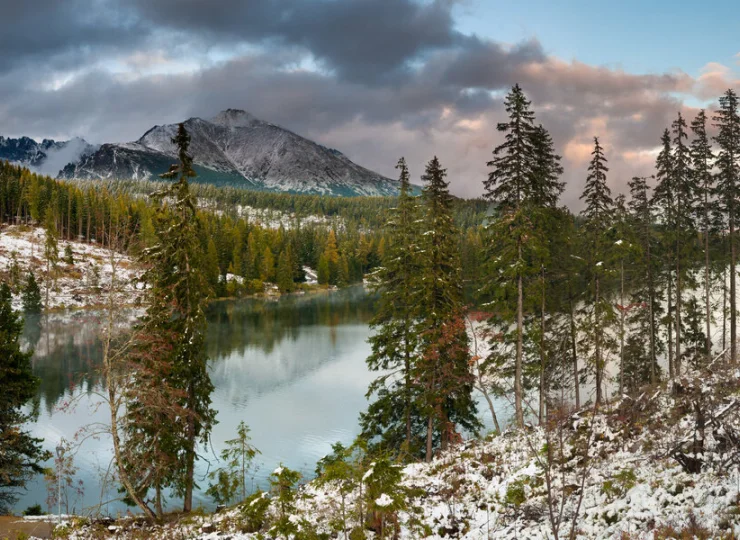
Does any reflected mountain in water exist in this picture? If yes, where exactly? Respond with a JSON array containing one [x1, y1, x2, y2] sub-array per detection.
[[25, 286, 375, 415]]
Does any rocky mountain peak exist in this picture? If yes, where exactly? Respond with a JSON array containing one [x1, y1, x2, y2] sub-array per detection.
[[210, 109, 262, 128]]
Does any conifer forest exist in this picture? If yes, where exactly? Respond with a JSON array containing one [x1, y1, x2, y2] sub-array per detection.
[[3, 2, 740, 538]]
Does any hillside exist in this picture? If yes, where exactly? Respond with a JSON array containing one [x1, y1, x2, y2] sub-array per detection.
[[0, 225, 144, 311], [47, 358, 740, 539], [59, 110, 400, 197], [0, 136, 96, 177]]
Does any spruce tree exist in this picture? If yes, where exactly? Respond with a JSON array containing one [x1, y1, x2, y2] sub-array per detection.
[[484, 84, 539, 426], [127, 123, 216, 513], [652, 129, 677, 376], [628, 176, 662, 385], [713, 89, 740, 363], [530, 124, 565, 207], [416, 156, 478, 461], [484, 84, 536, 207], [277, 249, 294, 293], [670, 112, 698, 374], [579, 137, 614, 405], [22, 272, 43, 314], [43, 208, 59, 308], [691, 110, 716, 359], [0, 282, 49, 512], [317, 254, 330, 285], [360, 158, 425, 457]]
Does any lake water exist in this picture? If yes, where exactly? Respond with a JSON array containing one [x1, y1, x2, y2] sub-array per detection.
[[14, 285, 507, 515]]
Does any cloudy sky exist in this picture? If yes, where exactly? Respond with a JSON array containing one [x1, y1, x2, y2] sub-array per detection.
[[2, 0, 739, 206]]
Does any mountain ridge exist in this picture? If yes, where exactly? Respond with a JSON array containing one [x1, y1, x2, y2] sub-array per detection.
[[58, 109, 401, 197], [0, 136, 97, 177]]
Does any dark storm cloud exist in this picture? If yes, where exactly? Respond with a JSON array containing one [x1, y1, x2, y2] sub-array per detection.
[[0, 0, 145, 73], [127, 0, 460, 83], [1, 0, 736, 202]]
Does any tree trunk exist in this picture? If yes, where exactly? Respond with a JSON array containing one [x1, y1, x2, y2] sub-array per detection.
[[667, 270, 674, 378], [705, 191, 712, 360], [676, 234, 682, 375], [183, 383, 196, 512], [594, 275, 603, 406], [539, 268, 546, 423], [723, 258, 728, 352], [425, 415, 433, 463], [515, 241, 524, 427], [619, 260, 625, 396], [569, 291, 580, 409], [648, 233, 657, 384], [155, 485, 163, 519], [404, 342, 412, 452], [731, 217, 737, 363]]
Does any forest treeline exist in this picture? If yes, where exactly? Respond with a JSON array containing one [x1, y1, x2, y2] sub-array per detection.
[[3, 85, 740, 523], [0, 163, 489, 298], [361, 84, 740, 460]]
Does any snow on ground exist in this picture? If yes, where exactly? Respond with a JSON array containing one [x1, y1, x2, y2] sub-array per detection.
[[303, 266, 318, 285], [197, 199, 345, 231], [0, 225, 144, 311], [61, 362, 740, 539]]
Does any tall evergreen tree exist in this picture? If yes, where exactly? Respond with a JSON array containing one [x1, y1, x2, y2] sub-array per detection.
[[484, 84, 563, 426], [277, 248, 294, 293], [43, 208, 59, 308], [670, 112, 698, 374], [579, 137, 614, 405], [530, 124, 565, 207], [416, 156, 478, 461], [652, 129, 677, 376], [691, 110, 716, 359], [0, 282, 49, 512], [714, 89, 740, 363], [21, 272, 42, 314], [361, 158, 425, 458], [127, 124, 216, 513], [628, 176, 662, 385]]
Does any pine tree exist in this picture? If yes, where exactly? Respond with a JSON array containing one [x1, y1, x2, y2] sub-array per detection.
[[63, 244, 74, 265], [579, 137, 614, 405], [361, 158, 425, 457], [22, 272, 43, 314], [652, 129, 677, 376], [628, 176, 662, 385], [484, 84, 536, 208], [323, 230, 340, 285], [530, 124, 565, 207], [205, 421, 259, 505], [317, 254, 330, 286], [43, 208, 59, 308], [691, 110, 716, 359], [277, 249, 294, 293], [484, 84, 539, 427], [416, 156, 478, 461], [0, 282, 49, 512], [337, 254, 350, 287], [714, 89, 740, 363], [260, 246, 275, 282], [206, 238, 221, 294], [126, 123, 216, 513], [670, 112, 698, 374]]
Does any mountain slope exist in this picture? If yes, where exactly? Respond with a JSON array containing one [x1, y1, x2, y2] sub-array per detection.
[[60, 110, 400, 196], [0, 136, 96, 176]]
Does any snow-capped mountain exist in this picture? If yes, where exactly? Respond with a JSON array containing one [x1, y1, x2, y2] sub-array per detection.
[[0, 136, 97, 177], [59, 109, 400, 196]]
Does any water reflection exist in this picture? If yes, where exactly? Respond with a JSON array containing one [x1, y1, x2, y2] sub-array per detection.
[[16, 286, 377, 513]]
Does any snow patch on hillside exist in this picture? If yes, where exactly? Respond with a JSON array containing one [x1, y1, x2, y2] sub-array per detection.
[[0, 225, 144, 311]]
